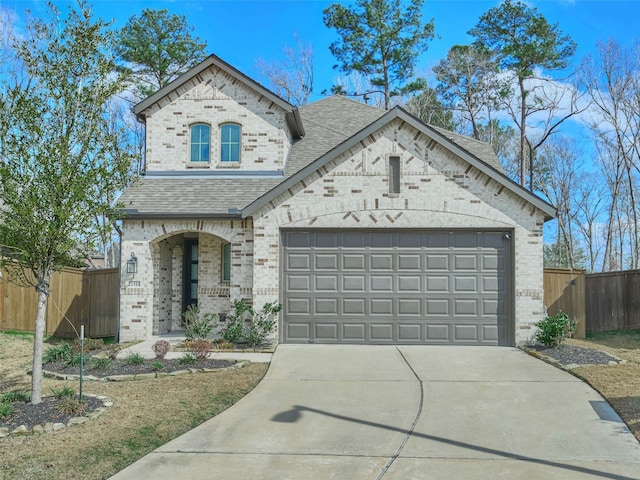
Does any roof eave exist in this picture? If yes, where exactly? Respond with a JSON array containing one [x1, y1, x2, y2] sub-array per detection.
[[123, 210, 243, 220]]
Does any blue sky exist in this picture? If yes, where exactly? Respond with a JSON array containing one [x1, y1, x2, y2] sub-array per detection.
[[3, 0, 639, 102]]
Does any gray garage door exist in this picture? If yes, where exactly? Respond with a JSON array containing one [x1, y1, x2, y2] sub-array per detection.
[[281, 230, 511, 345]]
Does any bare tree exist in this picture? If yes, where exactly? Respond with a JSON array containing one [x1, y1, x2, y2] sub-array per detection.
[[580, 39, 640, 270], [256, 34, 314, 106], [537, 136, 584, 269]]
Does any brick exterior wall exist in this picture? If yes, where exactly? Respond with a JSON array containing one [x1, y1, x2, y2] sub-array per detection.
[[251, 119, 546, 345], [140, 64, 292, 172]]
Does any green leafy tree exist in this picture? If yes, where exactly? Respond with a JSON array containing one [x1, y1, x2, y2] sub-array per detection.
[[323, 0, 434, 110], [117, 8, 207, 98], [469, 0, 577, 189], [0, 1, 134, 404]]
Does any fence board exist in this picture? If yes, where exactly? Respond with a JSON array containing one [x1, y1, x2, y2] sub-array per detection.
[[543, 268, 586, 339], [585, 270, 640, 332], [0, 267, 118, 338]]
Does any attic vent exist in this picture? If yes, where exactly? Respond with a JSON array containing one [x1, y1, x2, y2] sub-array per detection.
[[389, 156, 400, 194], [427, 138, 437, 150]]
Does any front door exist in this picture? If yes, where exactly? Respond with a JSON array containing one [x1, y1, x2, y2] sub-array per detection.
[[184, 238, 199, 312]]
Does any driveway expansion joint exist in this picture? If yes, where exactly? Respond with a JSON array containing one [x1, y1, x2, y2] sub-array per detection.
[[376, 347, 425, 480]]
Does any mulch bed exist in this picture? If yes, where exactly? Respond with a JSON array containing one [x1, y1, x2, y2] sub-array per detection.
[[530, 344, 621, 366], [42, 357, 236, 377], [1, 395, 104, 431]]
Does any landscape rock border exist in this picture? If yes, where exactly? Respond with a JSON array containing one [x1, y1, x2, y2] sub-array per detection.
[[0, 394, 113, 438], [42, 360, 248, 382]]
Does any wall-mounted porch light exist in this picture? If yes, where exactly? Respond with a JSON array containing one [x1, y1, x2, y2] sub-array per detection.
[[126, 252, 138, 274]]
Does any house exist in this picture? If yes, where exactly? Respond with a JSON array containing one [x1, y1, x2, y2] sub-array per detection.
[[117, 54, 555, 346]]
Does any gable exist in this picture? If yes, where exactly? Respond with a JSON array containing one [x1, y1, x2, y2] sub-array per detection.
[[244, 107, 555, 221]]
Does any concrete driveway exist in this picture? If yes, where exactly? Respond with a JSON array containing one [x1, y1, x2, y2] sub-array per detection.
[[110, 346, 640, 479]]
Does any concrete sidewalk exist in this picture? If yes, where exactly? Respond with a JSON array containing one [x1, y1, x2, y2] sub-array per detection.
[[110, 345, 640, 480], [116, 334, 273, 363]]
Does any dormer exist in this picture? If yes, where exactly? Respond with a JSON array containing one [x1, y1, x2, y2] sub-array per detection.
[[133, 54, 304, 173]]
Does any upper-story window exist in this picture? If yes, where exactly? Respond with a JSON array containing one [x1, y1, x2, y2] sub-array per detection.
[[190, 124, 211, 163], [220, 123, 241, 162]]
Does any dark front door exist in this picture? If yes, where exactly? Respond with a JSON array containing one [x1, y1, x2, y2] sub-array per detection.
[[184, 238, 199, 312]]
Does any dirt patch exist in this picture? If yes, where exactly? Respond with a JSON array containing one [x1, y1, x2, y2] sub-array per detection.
[[0, 333, 268, 480]]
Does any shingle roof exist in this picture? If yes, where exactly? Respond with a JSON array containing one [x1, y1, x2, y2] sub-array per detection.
[[119, 95, 516, 219], [118, 176, 283, 217]]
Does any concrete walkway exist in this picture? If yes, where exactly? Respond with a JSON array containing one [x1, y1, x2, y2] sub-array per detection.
[[110, 345, 640, 479]]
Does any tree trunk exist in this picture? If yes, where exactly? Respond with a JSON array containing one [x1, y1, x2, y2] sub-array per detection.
[[519, 78, 527, 187], [31, 272, 51, 405]]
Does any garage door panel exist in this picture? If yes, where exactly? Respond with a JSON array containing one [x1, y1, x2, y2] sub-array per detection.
[[316, 275, 338, 291], [282, 230, 510, 345], [287, 298, 310, 314], [371, 298, 394, 315], [398, 324, 422, 340], [454, 276, 477, 292], [426, 254, 448, 270], [426, 276, 449, 292], [398, 276, 421, 292], [454, 254, 477, 270], [398, 254, 421, 270], [370, 324, 394, 341], [315, 254, 338, 270], [454, 299, 478, 315], [398, 299, 422, 315], [315, 298, 338, 315], [343, 254, 365, 270], [426, 324, 450, 341], [315, 323, 338, 340], [343, 275, 366, 291], [371, 275, 393, 291], [371, 254, 393, 270], [287, 275, 310, 292], [426, 298, 449, 315], [454, 324, 480, 342], [343, 298, 366, 315], [287, 254, 310, 269], [343, 323, 366, 340]]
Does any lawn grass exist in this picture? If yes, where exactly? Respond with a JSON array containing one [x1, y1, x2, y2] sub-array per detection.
[[0, 331, 268, 480], [586, 329, 640, 349]]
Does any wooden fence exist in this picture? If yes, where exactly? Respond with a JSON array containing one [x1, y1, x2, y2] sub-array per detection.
[[585, 270, 640, 332], [0, 267, 118, 338], [543, 268, 586, 339]]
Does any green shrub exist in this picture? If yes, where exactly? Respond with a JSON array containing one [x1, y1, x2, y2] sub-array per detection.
[[245, 302, 282, 347], [0, 402, 14, 419], [91, 358, 111, 370], [183, 305, 217, 342], [152, 340, 171, 359], [0, 390, 30, 403], [66, 352, 90, 368], [42, 343, 72, 364], [123, 352, 145, 366], [536, 311, 576, 347], [57, 398, 85, 415], [51, 386, 75, 399], [151, 361, 164, 371], [221, 300, 282, 346], [178, 353, 197, 365]]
